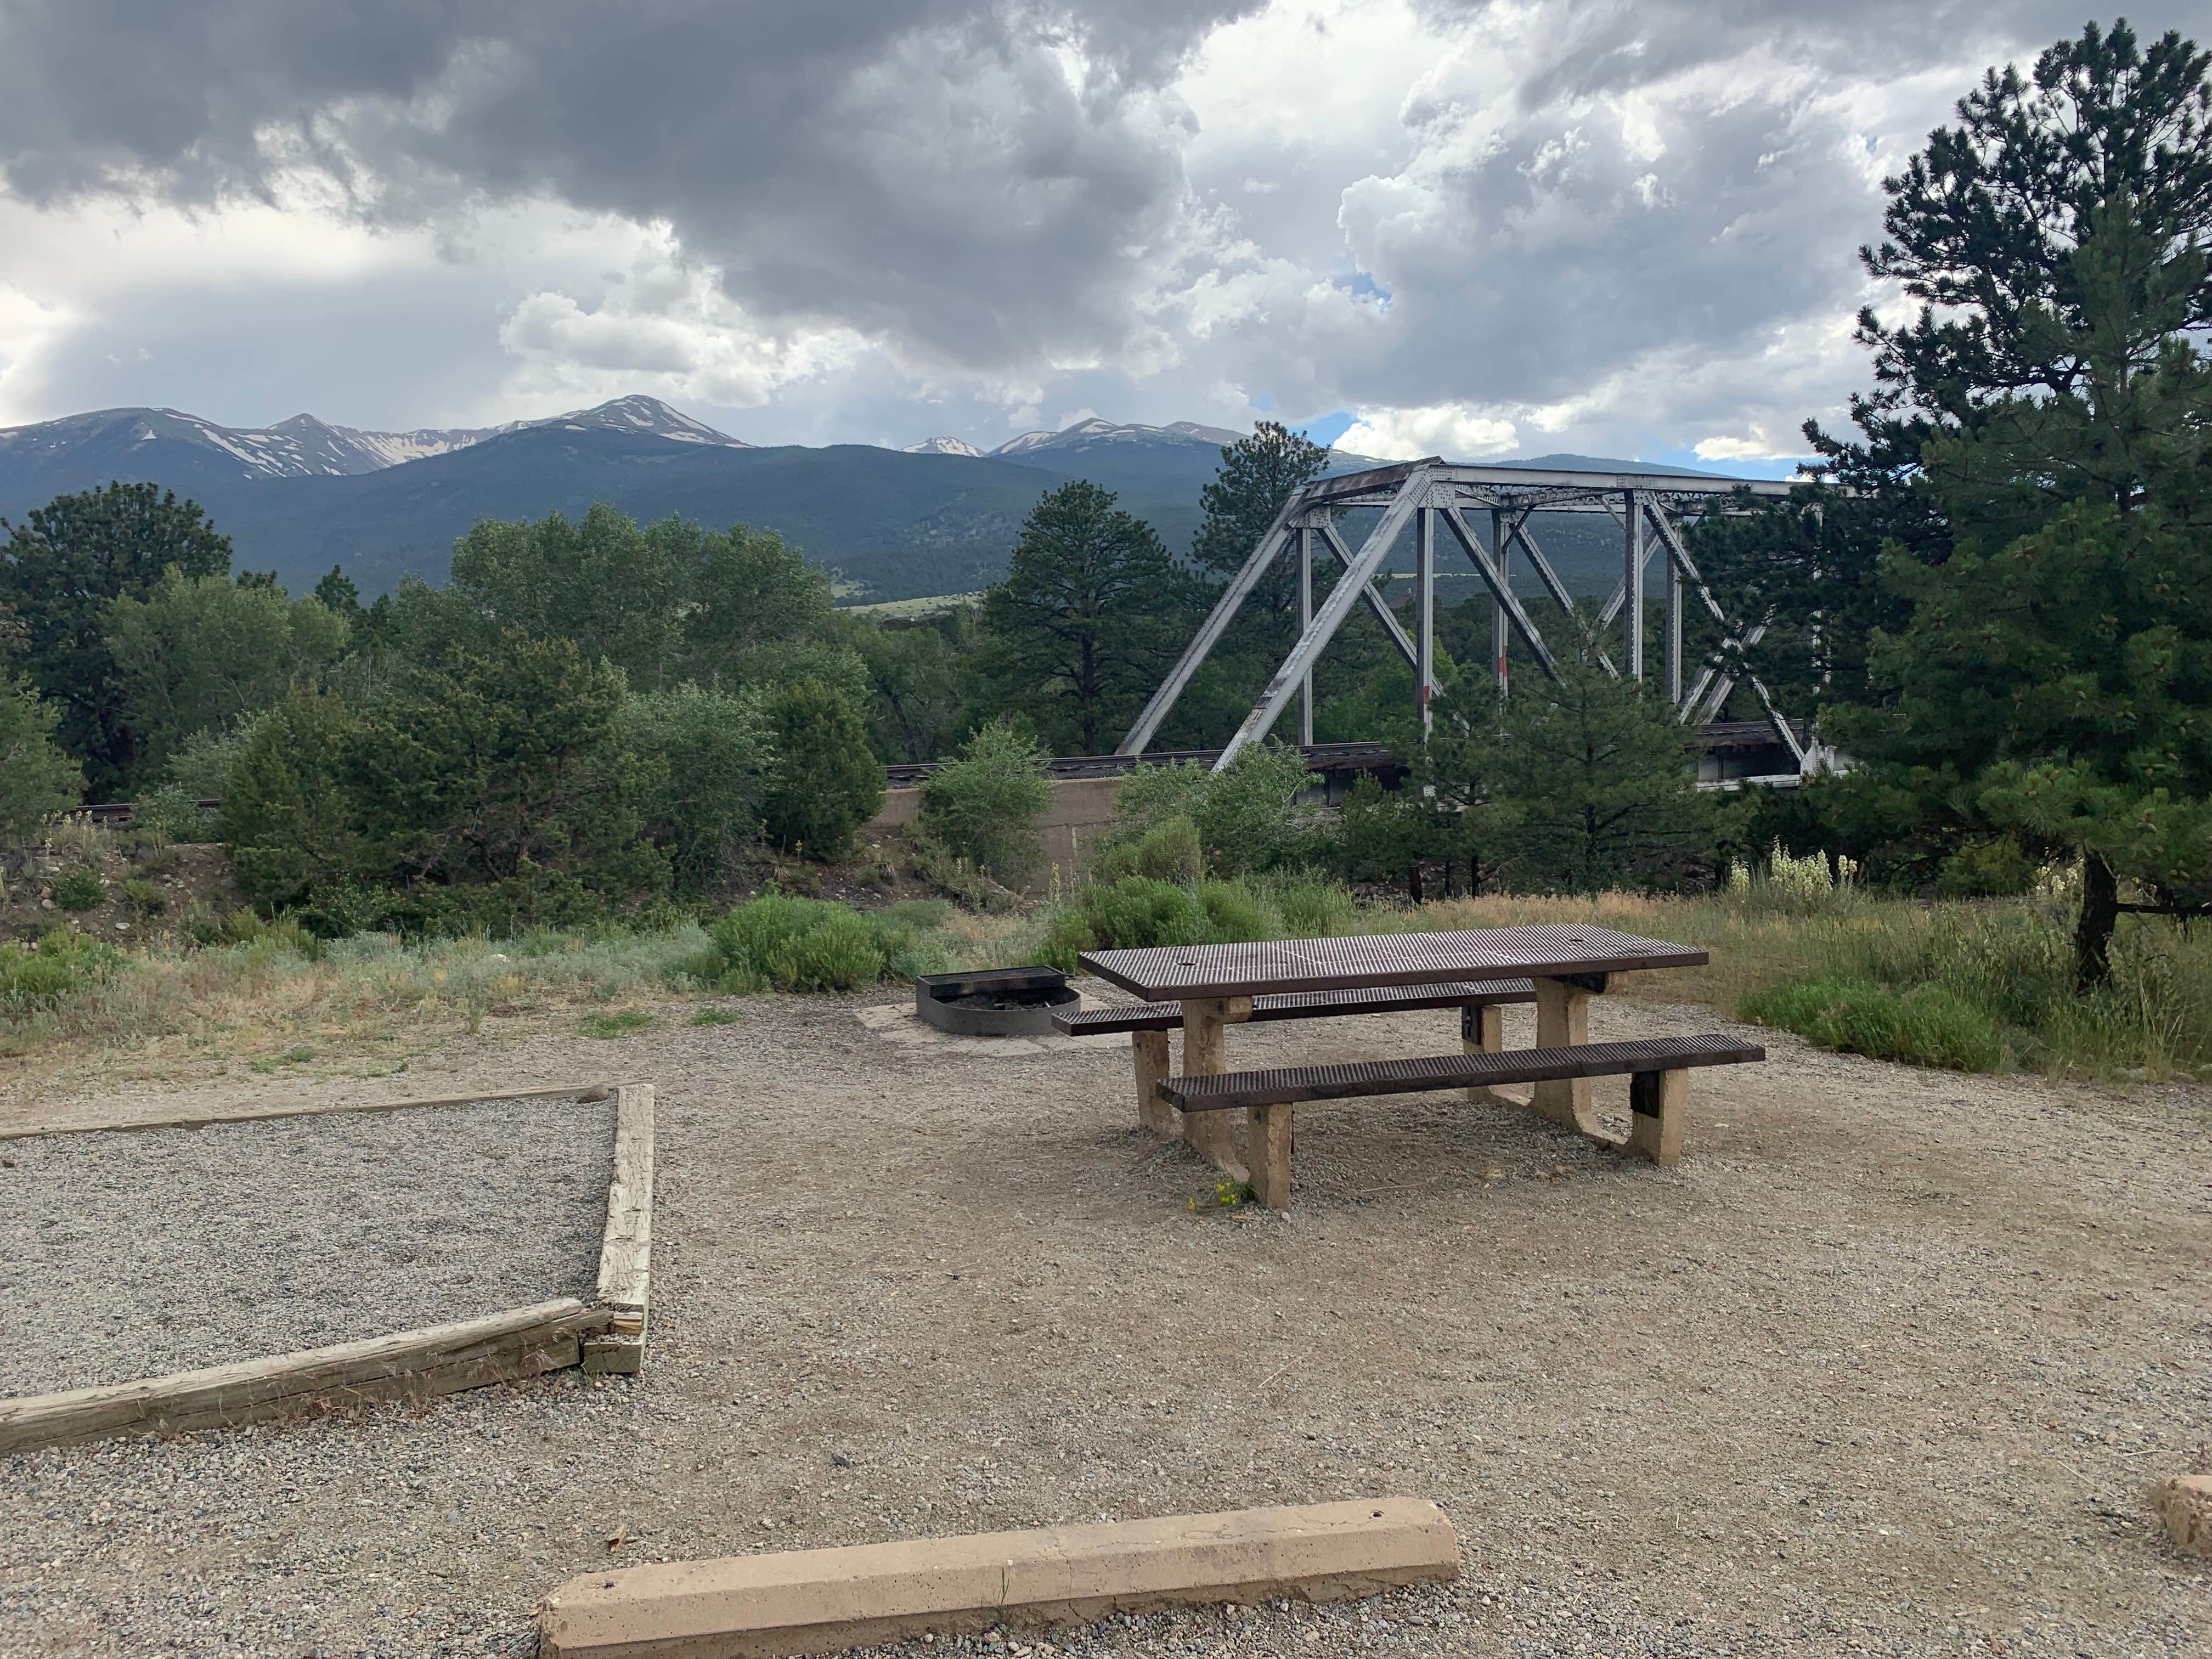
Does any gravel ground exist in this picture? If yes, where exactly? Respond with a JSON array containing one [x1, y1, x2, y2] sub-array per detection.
[[1, 984, 2207, 1658], [0, 1096, 616, 1394]]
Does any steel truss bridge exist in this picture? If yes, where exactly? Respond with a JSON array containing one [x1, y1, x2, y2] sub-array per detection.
[[1119, 459, 1831, 785]]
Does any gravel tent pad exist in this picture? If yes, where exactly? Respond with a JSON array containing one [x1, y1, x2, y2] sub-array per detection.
[[2, 992, 2208, 1658], [0, 1096, 617, 1396]]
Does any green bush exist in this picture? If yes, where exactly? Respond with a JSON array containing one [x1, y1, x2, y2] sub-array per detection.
[[1194, 879, 1280, 943], [619, 682, 776, 896], [166, 715, 267, 800], [1936, 837, 2038, 899], [699, 892, 950, 993], [1095, 814, 1203, 884], [760, 678, 884, 860], [0, 930, 121, 1013], [917, 720, 1053, 885], [121, 876, 163, 917], [50, 867, 105, 911], [130, 783, 219, 844], [1272, 877, 1358, 938], [1104, 746, 1318, 877], [1739, 974, 2006, 1073], [0, 672, 82, 840]]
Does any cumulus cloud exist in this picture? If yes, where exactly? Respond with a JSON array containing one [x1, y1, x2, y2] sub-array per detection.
[[1338, 404, 1518, 460], [0, 0, 2186, 456]]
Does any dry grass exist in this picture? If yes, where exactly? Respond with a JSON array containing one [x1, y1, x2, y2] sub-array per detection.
[[7, 878, 2207, 1090]]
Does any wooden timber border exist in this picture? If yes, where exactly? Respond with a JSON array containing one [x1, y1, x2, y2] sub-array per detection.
[[0, 1077, 615, 1142], [0, 1078, 657, 1454]]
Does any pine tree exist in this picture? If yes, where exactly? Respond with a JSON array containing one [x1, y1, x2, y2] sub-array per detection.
[[0, 482, 232, 793], [1831, 202, 2212, 984], [975, 481, 1198, 754], [759, 676, 884, 859], [1701, 22, 2212, 723], [1430, 625, 1714, 894]]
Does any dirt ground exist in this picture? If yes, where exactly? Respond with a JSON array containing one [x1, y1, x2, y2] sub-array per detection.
[[2, 979, 2208, 1658]]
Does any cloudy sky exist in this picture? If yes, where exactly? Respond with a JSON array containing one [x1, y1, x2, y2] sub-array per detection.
[[0, 2, 2191, 473]]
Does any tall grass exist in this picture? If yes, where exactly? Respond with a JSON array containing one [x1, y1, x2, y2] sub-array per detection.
[[5, 866, 2205, 1085], [1415, 882, 2212, 1080]]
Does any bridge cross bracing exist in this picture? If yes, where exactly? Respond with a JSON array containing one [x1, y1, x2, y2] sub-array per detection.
[[1117, 459, 1828, 781]]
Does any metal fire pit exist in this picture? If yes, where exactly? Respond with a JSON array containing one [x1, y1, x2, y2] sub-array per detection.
[[913, 967, 1077, 1037]]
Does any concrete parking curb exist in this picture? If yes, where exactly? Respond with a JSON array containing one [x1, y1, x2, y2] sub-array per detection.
[[539, 1497, 1459, 1658]]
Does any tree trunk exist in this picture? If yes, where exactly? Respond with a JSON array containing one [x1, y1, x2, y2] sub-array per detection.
[[2075, 853, 2119, 991], [1407, 863, 1424, 904]]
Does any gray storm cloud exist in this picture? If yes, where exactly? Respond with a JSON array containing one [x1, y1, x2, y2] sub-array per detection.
[[0, 1, 1255, 371], [0, 0, 2191, 447]]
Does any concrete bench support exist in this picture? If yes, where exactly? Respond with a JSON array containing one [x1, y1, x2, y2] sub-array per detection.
[[539, 1497, 1459, 1659]]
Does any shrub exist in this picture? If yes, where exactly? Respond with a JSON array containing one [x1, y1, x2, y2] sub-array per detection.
[[0, 673, 81, 840], [1739, 974, 2006, 1073], [0, 930, 121, 1012], [1104, 746, 1319, 877], [1095, 815, 1203, 884], [1272, 877, 1359, 938], [1936, 837, 2038, 899], [50, 867, 105, 911], [699, 892, 950, 992], [619, 682, 776, 896], [166, 715, 267, 800], [130, 783, 219, 844], [122, 876, 164, 917], [760, 678, 884, 860], [1194, 879, 1280, 943], [1081, 876, 1215, 952], [917, 721, 1053, 885]]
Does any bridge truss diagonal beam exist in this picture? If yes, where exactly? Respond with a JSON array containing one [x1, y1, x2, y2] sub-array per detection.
[[1116, 458, 1819, 782], [1214, 465, 1438, 768]]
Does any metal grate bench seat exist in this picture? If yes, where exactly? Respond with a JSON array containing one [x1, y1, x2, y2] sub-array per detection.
[[1156, 1034, 1764, 1209], [1059, 980, 1538, 1136], [1053, 978, 1536, 1037]]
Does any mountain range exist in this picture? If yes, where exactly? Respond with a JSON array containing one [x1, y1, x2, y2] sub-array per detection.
[[0, 395, 1732, 604]]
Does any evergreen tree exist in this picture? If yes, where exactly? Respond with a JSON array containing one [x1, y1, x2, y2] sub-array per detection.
[[1436, 624, 1714, 893], [975, 481, 1198, 754], [312, 565, 365, 623], [759, 676, 884, 859], [0, 672, 83, 838], [1831, 203, 2212, 984], [1700, 22, 2212, 724], [0, 482, 232, 793]]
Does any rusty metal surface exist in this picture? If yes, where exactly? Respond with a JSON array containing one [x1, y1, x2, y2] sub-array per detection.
[[1159, 1032, 1764, 1110], [1054, 977, 1539, 1036], [1080, 926, 1707, 1001]]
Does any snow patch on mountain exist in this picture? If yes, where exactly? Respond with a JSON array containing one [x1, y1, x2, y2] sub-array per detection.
[[902, 436, 987, 457]]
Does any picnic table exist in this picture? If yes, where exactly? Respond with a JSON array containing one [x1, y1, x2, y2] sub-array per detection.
[[1076, 926, 1758, 1209]]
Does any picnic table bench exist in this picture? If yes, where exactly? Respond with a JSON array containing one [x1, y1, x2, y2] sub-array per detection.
[[1074, 926, 1762, 1210]]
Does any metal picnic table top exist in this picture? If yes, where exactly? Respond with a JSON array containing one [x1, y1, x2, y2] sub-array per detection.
[[1079, 925, 1708, 1003]]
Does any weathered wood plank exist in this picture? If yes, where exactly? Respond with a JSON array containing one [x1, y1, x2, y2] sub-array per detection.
[[0, 1299, 611, 1455], [1248, 1104, 1294, 1210], [1132, 1030, 1175, 1137], [1, 1079, 615, 1143], [596, 1084, 654, 1314]]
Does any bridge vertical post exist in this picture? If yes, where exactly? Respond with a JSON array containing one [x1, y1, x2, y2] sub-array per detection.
[[1415, 505, 1436, 735], [1297, 525, 1314, 747], [1661, 505, 1684, 705], [1489, 507, 1510, 695], [1623, 487, 1645, 680]]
